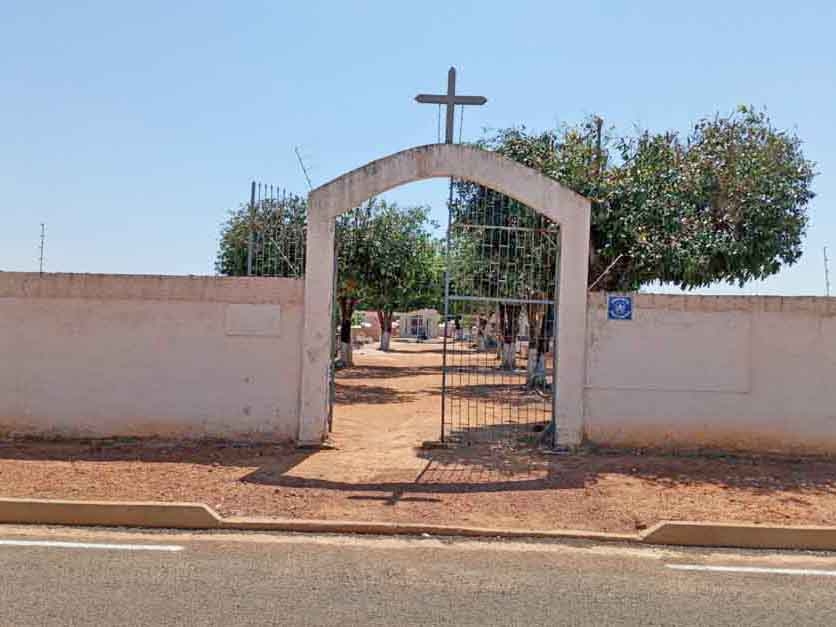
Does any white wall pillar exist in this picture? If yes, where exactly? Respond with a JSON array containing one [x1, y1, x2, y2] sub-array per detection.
[[297, 211, 335, 445], [554, 216, 591, 447]]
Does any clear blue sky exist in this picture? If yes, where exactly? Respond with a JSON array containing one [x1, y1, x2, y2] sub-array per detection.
[[2, 1, 833, 294]]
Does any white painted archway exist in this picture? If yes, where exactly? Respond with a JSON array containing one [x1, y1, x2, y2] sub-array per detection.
[[297, 143, 591, 446]]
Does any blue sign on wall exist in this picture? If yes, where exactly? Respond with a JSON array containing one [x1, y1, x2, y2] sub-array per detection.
[[608, 295, 633, 320]]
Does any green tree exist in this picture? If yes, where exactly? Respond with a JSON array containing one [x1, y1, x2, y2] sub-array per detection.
[[359, 204, 443, 351], [449, 183, 558, 373], [215, 193, 372, 367], [215, 194, 307, 277], [217, 195, 442, 366], [334, 201, 377, 366], [479, 107, 816, 292], [334, 199, 441, 362]]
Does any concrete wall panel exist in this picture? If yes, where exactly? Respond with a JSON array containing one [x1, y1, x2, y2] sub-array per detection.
[[585, 293, 836, 454], [0, 273, 304, 440]]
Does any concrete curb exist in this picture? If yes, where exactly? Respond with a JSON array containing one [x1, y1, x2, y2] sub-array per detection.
[[0, 498, 633, 542], [2, 498, 836, 551], [640, 521, 836, 551], [0, 498, 221, 529]]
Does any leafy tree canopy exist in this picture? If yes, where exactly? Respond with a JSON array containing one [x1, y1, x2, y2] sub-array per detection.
[[217, 195, 442, 358], [335, 199, 442, 352], [358, 202, 443, 316], [479, 106, 816, 291], [215, 193, 306, 278], [216, 195, 441, 315]]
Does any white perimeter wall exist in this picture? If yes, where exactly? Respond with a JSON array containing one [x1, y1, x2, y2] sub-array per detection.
[[5, 273, 836, 455], [0, 273, 304, 441], [585, 293, 836, 454]]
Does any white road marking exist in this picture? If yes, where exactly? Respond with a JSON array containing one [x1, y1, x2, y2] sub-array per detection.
[[0, 526, 684, 558], [667, 564, 836, 577], [0, 539, 183, 552]]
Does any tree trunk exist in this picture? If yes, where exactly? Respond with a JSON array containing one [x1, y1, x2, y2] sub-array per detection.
[[501, 341, 517, 370], [338, 296, 356, 367], [525, 304, 540, 386], [526, 348, 538, 380], [524, 304, 550, 387], [377, 310, 393, 351], [340, 339, 352, 367], [497, 306, 506, 362], [499, 303, 520, 370], [527, 347, 546, 388], [476, 315, 488, 351]]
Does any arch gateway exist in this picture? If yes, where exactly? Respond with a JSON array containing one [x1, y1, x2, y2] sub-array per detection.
[[297, 143, 591, 447]]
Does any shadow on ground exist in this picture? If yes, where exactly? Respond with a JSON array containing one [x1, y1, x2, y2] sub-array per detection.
[[380, 347, 447, 355], [334, 383, 419, 404], [235, 446, 836, 513], [337, 365, 442, 380], [3, 436, 832, 498]]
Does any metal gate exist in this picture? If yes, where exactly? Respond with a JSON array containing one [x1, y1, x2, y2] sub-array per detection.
[[441, 181, 560, 447]]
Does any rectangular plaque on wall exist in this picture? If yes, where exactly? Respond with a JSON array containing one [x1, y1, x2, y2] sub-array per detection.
[[224, 304, 282, 337]]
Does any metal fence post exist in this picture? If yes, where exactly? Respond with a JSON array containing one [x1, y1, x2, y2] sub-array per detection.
[[246, 181, 256, 276]]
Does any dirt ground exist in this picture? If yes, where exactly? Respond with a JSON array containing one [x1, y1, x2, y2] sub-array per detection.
[[2, 339, 836, 533]]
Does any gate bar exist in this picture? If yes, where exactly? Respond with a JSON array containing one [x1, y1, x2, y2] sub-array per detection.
[[448, 295, 555, 306], [440, 177, 455, 443]]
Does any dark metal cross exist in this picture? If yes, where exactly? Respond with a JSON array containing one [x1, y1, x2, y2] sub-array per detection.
[[415, 67, 487, 144]]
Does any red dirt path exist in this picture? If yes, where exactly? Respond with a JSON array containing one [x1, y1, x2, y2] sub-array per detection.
[[1, 340, 835, 533]]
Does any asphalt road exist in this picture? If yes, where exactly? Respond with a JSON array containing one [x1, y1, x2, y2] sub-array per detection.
[[1, 526, 836, 626]]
